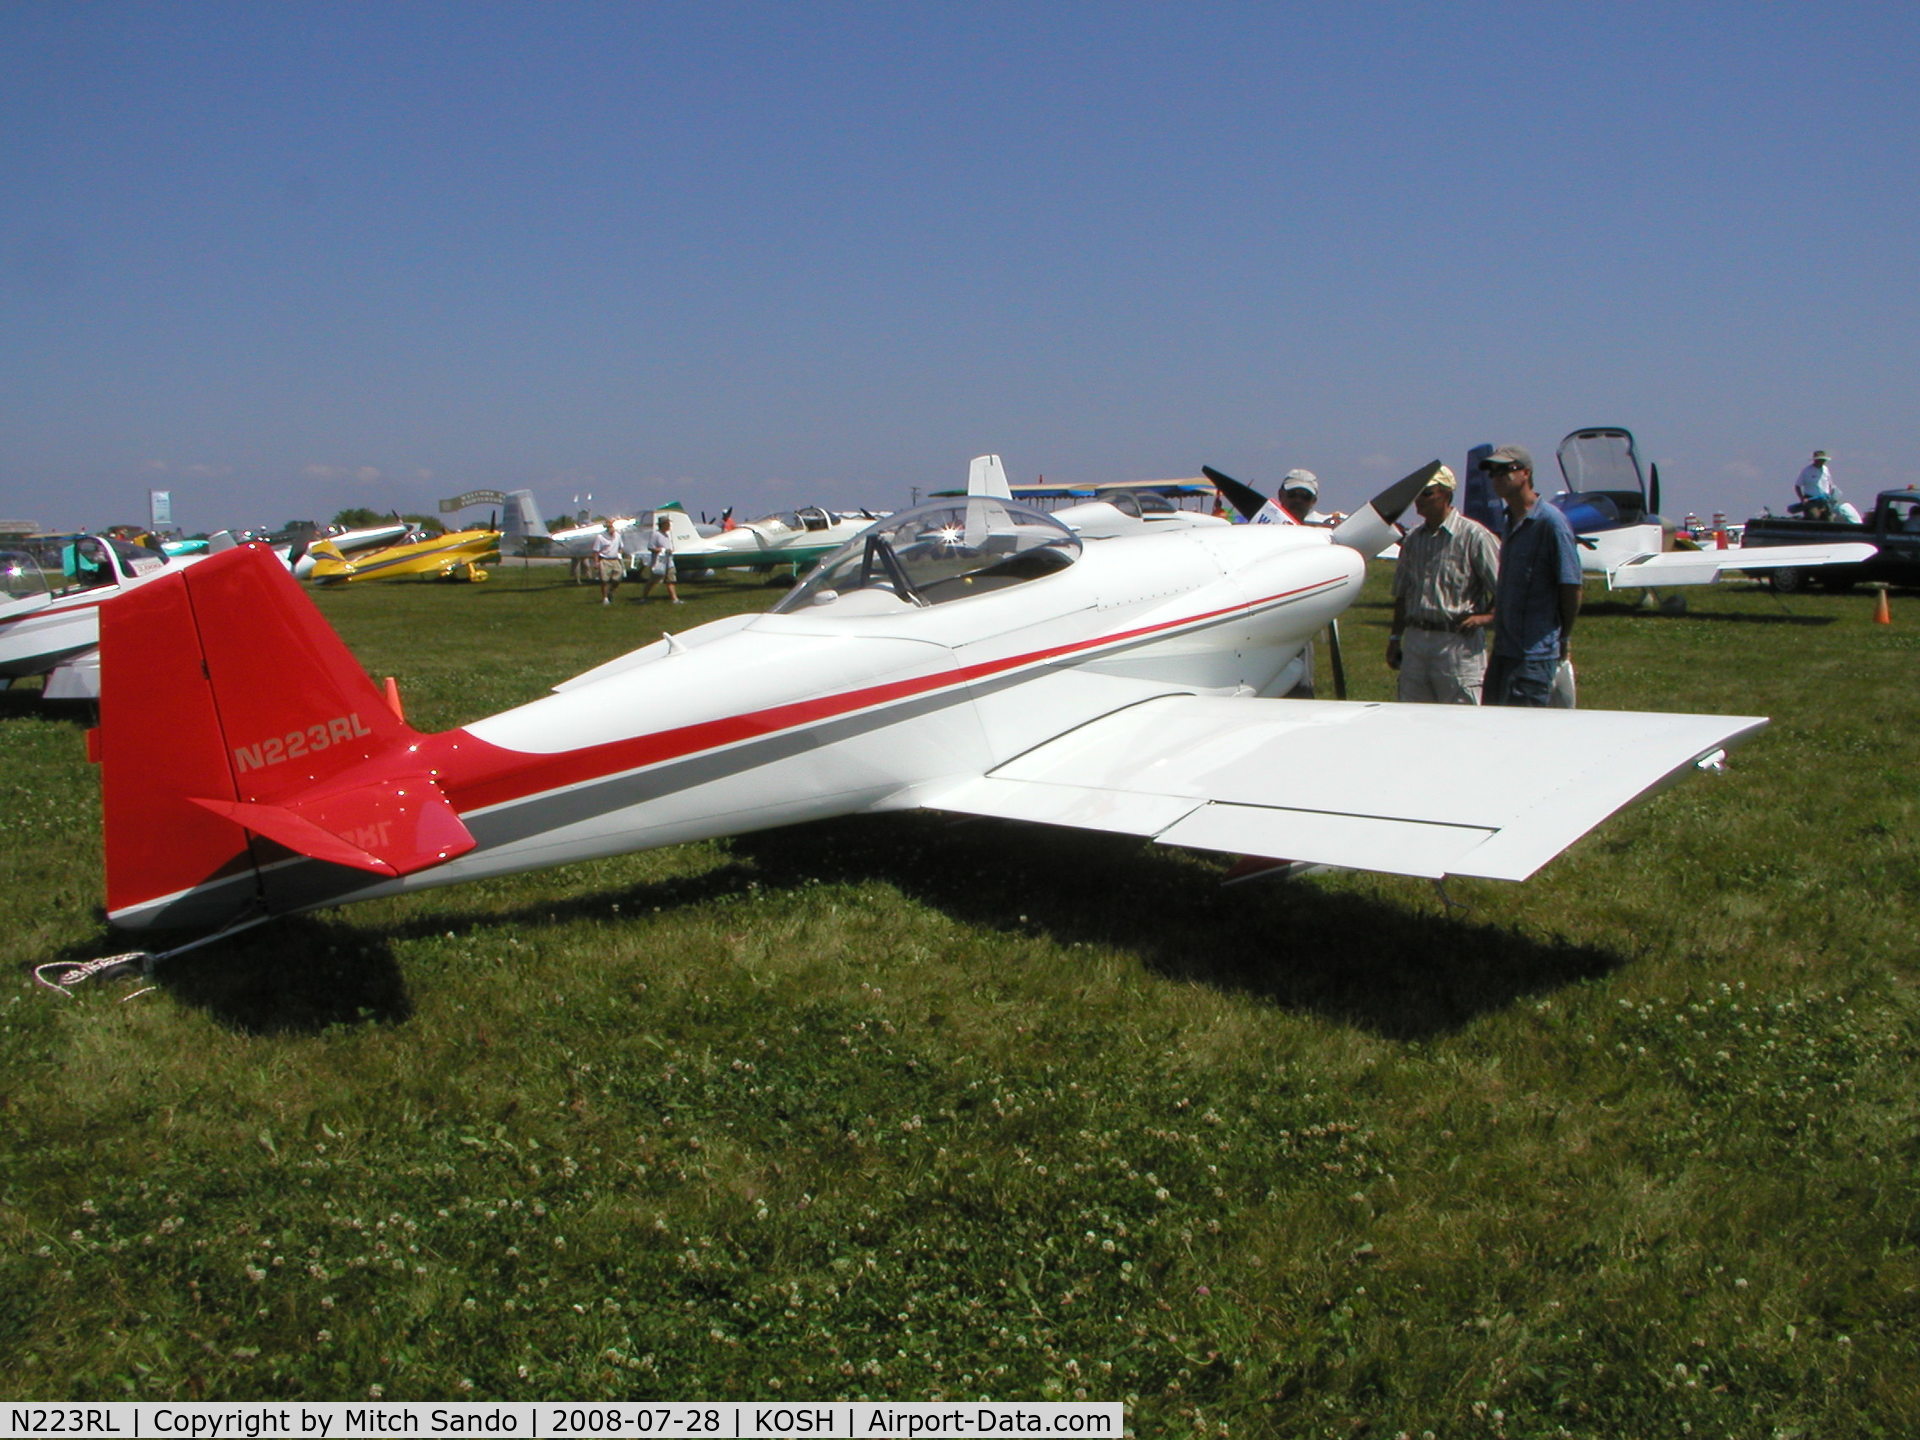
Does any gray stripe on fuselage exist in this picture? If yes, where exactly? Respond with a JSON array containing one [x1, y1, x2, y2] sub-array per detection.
[[458, 582, 1333, 854], [149, 595, 1323, 921]]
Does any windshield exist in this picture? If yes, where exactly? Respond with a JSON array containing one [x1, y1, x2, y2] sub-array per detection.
[[107, 536, 169, 567], [1557, 429, 1643, 495], [1, 550, 51, 603], [773, 500, 1081, 614]]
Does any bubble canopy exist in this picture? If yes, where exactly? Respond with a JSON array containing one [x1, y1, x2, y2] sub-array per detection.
[[772, 500, 1083, 614]]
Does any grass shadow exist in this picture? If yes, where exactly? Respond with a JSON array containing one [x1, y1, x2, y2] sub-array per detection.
[[1578, 597, 1838, 625], [118, 811, 1624, 1042], [371, 863, 759, 945], [0, 685, 96, 725], [729, 813, 1626, 1042], [144, 918, 414, 1036], [94, 864, 759, 1036], [0, 687, 46, 721]]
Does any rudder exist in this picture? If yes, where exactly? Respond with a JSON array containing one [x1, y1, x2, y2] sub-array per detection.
[[98, 544, 468, 929]]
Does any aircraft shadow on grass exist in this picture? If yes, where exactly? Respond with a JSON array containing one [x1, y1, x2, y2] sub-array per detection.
[[105, 922, 416, 1036], [111, 809, 1626, 1042], [125, 864, 763, 1035], [726, 813, 1626, 1043], [0, 688, 91, 722], [1578, 598, 1837, 625], [21, 920, 411, 1037], [87, 751, 1648, 1042]]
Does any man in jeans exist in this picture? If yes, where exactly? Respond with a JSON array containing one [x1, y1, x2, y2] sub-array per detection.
[[1483, 445, 1581, 706]]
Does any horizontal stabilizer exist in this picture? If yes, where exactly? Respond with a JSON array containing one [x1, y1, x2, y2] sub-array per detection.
[[919, 695, 1767, 882], [190, 774, 476, 878]]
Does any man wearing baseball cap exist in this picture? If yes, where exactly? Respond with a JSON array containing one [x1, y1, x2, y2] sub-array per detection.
[[1793, 449, 1853, 519], [1482, 445, 1582, 706], [1277, 470, 1337, 525], [1386, 464, 1500, 703]]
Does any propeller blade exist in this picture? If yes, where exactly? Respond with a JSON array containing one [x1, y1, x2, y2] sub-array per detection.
[[1331, 460, 1442, 555], [1201, 465, 1272, 522]]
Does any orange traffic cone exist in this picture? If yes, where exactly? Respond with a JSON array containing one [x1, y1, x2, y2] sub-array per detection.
[[1872, 586, 1891, 625]]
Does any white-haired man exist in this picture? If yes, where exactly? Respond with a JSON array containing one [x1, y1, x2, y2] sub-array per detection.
[[589, 519, 623, 605]]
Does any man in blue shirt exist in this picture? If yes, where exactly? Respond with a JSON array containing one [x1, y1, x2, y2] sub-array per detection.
[[1484, 445, 1582, 706]]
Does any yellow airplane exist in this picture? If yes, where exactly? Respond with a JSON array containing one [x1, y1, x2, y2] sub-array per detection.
[[305, 527, 500, 584]]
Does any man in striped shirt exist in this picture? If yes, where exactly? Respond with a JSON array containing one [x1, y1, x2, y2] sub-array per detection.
[[1386, 464, 1500, 704]]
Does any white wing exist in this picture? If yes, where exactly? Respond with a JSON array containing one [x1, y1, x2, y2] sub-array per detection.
[[918, 695, 1765, 882], [1603, 541, 1877, 588]]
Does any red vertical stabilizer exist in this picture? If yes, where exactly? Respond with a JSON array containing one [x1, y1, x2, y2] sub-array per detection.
[[98, 544, 474, 930]]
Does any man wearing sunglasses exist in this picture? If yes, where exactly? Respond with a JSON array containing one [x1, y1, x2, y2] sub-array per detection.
[[1277, 469, 1340, 525], [1482, 445, 1582, 706], [1386, 464, 1499, 703]]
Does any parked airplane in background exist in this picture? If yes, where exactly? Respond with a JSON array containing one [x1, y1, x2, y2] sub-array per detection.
[[672, 504, 886, 575], [502, 493, 645, 563], [1, 534, 209, 700], [962, 455, 1230, 539], [305, 526, 501, 584], [287, 521, 411, 580], [93, 462, 1765, 946], [500, 494, 716, 575], [1541, 428, 1872, 590]]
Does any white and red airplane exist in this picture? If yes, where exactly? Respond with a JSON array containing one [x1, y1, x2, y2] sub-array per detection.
[[94, 463, 1766, 939], [1, 534, 205, 701]]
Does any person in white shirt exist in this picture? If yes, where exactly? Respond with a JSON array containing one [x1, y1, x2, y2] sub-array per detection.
[[642, 515, 682, 604], [589, 520, 623, 605], [1793, 450, 1859, 520]]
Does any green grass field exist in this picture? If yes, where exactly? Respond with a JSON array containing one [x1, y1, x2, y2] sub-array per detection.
[[2, 560, 1915, 1437]]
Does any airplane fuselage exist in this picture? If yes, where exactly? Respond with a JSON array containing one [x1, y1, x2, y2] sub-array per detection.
[[116, 524, 1359, 928]]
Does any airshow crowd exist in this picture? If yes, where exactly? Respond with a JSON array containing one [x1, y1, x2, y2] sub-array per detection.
[[573, 443, 1862, 710]]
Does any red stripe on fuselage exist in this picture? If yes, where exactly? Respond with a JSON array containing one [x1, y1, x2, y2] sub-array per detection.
[[422, 574, 1345, 814]]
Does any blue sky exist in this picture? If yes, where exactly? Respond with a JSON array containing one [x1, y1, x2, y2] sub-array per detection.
[[5, 2, 1917, 533]]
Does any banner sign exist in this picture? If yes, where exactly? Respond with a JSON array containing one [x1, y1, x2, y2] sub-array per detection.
[[440, 489, 508, 513], [149, 489, 173, 528]]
